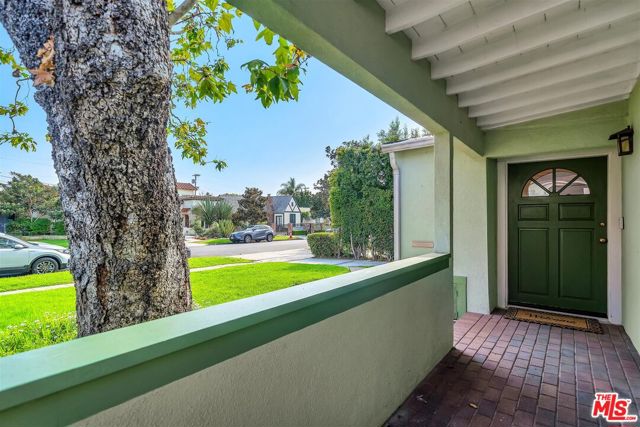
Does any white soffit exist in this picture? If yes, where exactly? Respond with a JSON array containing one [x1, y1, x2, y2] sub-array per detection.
[[377, 0, 640, 129]]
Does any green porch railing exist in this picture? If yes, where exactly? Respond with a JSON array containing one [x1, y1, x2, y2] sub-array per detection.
[[0, 253, 451, 426]]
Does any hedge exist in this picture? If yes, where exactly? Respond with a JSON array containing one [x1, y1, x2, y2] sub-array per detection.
[[307, 232, 340, 258], [6, 218, 52, 235]]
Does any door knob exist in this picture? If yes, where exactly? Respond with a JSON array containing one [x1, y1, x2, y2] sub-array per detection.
[[599, 238, 608, 244]]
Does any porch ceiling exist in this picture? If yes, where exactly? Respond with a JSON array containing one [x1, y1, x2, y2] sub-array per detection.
[[377, 0, 640, 130]]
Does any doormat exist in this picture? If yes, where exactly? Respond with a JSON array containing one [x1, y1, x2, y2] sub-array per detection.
[[504, 307, 603, 334]]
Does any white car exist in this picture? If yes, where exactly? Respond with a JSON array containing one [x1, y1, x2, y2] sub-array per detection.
[[0, 233, 70, 276]]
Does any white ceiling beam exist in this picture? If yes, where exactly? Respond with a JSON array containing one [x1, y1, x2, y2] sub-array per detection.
[[481, 95, 630, 130], [458, 45, 639, 107], [412, 0, 572, 58], [446, 22, 640, 94], [477, 81, 634, 127], [428, 0, 640, 77], [468, 66, 639, 117], [385, 0, 468, 34]]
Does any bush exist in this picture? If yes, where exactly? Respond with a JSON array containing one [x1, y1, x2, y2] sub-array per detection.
[[307, 232, 340, 258], [203, 222, 221, 238], [6, 218, 52, 235], [0, 313, 77, 357], [293, 230, 307, 236], [52, 221, 65, 234], [218, 219, 235, 237]]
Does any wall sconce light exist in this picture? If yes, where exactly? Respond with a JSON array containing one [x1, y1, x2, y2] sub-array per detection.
[[609, 126, 634, 156]]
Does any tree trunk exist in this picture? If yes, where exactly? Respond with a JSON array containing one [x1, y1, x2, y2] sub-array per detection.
[[0, 0, 192, 336]]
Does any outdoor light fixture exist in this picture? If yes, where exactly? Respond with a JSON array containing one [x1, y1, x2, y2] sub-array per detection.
[[609, 126, 634, 156]]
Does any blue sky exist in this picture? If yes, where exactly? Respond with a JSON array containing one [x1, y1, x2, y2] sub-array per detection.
[[0, 14, 419, 194]]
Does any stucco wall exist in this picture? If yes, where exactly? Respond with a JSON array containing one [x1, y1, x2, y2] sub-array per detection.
[[396, 147, 435, 258], [485, 101, 629, 159], [453, 140, 493, 313], [623, 83, 640, 349], [76, 268, 453, 427]]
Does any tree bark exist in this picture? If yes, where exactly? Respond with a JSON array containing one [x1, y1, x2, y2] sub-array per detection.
[[0, 0, 192, 336]]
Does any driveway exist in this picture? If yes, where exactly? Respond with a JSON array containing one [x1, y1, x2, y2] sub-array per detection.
[[187, 238, 312, 262]]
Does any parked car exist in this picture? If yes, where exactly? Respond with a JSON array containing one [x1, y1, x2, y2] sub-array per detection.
[[0, 233, 70, 276], [229, 225, 274, 243]]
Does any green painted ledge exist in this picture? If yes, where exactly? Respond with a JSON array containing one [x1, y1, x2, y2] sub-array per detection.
[[0, 253, 450, 426]]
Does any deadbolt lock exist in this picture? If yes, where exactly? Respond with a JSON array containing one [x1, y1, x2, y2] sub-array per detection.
[[599, 222, 606, 227]]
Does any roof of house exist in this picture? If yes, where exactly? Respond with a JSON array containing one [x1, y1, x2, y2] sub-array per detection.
[[270, 195, 297, 214], [176, 182, 197, 191]]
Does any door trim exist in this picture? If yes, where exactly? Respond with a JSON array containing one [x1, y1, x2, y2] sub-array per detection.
[[497, 147, 622, 324]]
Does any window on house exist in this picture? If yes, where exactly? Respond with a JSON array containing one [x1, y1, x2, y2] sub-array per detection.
[[522, 168, 590, 197]]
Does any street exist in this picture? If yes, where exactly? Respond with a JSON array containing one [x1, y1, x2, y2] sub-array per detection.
[[187, 238, 312, 261]]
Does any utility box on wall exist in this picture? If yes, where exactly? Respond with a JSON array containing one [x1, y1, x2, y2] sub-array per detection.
[[453, 276, 467, 320]]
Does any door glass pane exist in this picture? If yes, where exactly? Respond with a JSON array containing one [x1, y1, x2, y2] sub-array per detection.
[[559, 176, 590, 195], [555, 168, 578, 192], [522, 180, 549, 197], [532, 169, 554, 192]]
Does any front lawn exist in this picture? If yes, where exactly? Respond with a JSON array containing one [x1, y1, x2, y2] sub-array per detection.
[[187, 256, 250, 269], [0, 256, 251, 293], [0, 262, 349, 356], [28, 238, 69, 248]]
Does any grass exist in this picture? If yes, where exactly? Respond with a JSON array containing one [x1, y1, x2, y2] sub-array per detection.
[[0, 271, 74, 293], [190, 263, 348, 306], [0, 262, 348, 356], [0, 256, 251, 293], [187, 256, 250, 269], [27, 238, 69, 248], [200, 235, 300, 245]]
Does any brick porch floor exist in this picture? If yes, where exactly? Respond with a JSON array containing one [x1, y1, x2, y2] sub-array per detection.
[[386, 312, 640, 427]]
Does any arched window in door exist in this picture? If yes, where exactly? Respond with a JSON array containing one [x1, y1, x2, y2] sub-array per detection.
[[521, 168, 590, 197]]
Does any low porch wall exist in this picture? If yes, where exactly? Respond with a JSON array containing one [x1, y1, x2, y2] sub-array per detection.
[[0, 254, 452, 427]]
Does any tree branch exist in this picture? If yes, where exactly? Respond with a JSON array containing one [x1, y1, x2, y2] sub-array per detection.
[[168, 0, 198, 26]]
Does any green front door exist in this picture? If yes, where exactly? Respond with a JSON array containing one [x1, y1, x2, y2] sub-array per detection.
[[508, 157, 608, 316]]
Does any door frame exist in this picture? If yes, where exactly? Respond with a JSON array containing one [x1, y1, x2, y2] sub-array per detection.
[[497, 147, 622, 323]]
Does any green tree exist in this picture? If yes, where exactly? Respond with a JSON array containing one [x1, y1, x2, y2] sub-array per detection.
[[232, 187, 267, 225], [0, 1, 309, 335], [277, 177, 305, 196], [377, 117, 428, 144], [310, 174, 330, 218], [328, 119, 412, 260], [0, 172, 60, 221]]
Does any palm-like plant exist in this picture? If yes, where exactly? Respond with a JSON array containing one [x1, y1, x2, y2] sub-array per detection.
[[193, 200, 233, 227], [278, 177, 306, 195]]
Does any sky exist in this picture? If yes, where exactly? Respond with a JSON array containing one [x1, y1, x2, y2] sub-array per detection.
[[0, 13, 420, 195]]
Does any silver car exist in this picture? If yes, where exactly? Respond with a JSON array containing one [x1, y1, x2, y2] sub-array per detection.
[[229, 225, 274, 243], [0, 233, 70, 276]]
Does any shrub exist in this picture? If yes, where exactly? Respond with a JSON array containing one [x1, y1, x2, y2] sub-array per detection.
[[203, 222, 221, 238], [0, 313, 77, 357], [192, 222, 205, 237], [292, 230, 307, 236], [307, 232, 340, 258], [6, 218, 52, 235], [218, 219, 235, 237], [52, 221, 65, 234]]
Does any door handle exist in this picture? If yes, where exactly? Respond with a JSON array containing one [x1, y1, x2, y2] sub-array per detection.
[[599, 237, 608, 244]]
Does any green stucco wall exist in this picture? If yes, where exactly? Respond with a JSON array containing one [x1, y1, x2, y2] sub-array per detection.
[[623, 82, 640, 350], [76, 267, 453, 427], [396, 147, 435, 258], [453, 140, 494, 313], [485, 101, 629, 159]]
